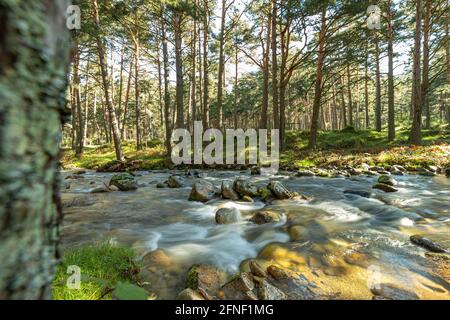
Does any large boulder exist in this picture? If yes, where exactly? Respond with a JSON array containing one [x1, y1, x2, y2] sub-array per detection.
[[234, 177, 258, 198], [189, 180, 216, 202], [167, 175, 185, 188], [221, 180, 240, 200], [267, 181, 296, 200], [250, 210, 282, 225], [215, 208, 241, 224], [109, 173, 138, 191]]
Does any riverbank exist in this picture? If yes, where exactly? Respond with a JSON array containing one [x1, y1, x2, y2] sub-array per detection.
[[61, 127, 450, 173]]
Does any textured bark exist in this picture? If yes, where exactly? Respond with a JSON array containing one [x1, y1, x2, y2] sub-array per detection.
[[346, 65, 353, 127], [260, 14, 271, 129], [92, 0, 124, 161], [364, 39, 370, 129], [309, 9, 327, 149], [387, 0, 396, 140], [217, 0, 227, 128], [0, 0, 70, 299], [161, 18, 172, 155], [174, 12, 185, 129], [271, 0, 279, 130], [422, 0, 431, 129], [202, 0, 210, 128], [375, 37, 382, 132], [410, 0, 423, 144]]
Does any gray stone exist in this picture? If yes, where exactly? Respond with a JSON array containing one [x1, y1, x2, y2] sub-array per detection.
[[234, 177, 258, 197], [373, 183, 398, 193], [258, 280, 286, 300], [167, 175, 185, 188], [109, 173, 138, 191], [267, 181, 296, 200], [215, 208, 241, 224], [250, 210, 282, 225], [221, 180, 240, 200], [410, 235, 449, 253], [378, 175, 397, 186], [189, 180, 216, 202]]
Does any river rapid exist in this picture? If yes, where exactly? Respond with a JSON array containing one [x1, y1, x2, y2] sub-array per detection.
[[61, 170, 450, 300]]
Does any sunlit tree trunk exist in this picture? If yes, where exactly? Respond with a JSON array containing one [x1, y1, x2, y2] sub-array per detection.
[[0, 0, 70, 299]]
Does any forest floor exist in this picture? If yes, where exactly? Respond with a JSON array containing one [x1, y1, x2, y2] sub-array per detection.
[[61, 124, 450, 172]]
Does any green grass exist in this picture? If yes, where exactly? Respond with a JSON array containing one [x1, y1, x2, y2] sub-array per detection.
[[62, 125, 450, 171], [52, 243, 141, 300]]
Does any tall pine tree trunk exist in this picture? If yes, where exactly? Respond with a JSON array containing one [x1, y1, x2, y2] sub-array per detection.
[[92, 0, 124, 161], [422, 0, 431, 129], [410, 0, 423, 144], [309, 9, 327, 148], [387, 0, 396, 140], [375, 36, 382, 132]]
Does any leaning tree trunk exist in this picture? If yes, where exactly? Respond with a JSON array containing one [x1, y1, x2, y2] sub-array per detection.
[[0, 0, 70, 299]]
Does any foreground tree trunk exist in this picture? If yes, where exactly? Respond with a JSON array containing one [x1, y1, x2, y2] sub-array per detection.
[[0, 0, 70, 299], [410, 0, 423, 144]]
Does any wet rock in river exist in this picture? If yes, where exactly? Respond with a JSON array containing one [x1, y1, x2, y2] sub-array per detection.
[[215, 208, 241, 224], [251, 166, 261, 175], [167, 175, 185, 188], [258, 280, 286, 300], [296, 170, 315, 177], [371, 284, 419, 300], [373, 183, 398, 193], [242, 195, 254, 203], [89, 184, 111, 193], [410, 235, 449, 253], [156, 182, 168, 188], [62, 195, 96, 209], [221, 272, 257, 300], [267, 265, 292, 280], [249, 260, 266, 278], [189, 180, 216, 202], [267, 181, 296, 200], [344, 189, 372, 198], [186, 264, 227, 296], [233, 177, 258, 198], [221, 180, 239, 201], [109, 173, 138, 191], [378, 175, 397, 186], [419, 170, 436, 177], [250, 210, 282, 225], [176, 288, 205, 300], [142, 249, 173, 268], [289, 225, 309, 241], [445, 167, 450, 177]]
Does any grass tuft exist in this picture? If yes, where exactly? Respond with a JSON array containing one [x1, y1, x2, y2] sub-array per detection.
[[52, 243, 141, 300]]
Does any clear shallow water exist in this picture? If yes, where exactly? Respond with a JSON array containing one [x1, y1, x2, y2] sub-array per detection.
[[61, 170, 450, 299]]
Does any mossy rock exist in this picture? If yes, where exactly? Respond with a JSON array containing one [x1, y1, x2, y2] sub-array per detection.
[[109, 173, 138, 191]]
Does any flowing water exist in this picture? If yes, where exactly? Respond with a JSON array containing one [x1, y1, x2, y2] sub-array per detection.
[[61, 170, 450, 300]]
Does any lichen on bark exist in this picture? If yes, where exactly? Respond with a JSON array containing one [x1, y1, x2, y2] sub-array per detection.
[[0, 1, 71, 299]]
